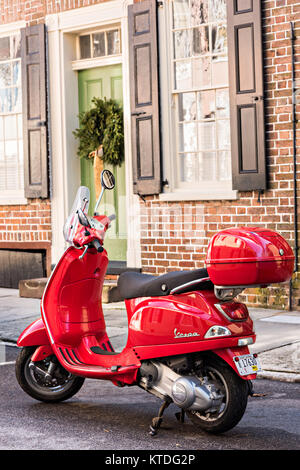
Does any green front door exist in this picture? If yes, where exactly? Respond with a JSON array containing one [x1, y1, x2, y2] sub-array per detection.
[[78, 65, 127, 261]]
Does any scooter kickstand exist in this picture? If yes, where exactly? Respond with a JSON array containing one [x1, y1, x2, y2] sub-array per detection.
[[149, 398, 171, 437], [175, 409, 185, 423]]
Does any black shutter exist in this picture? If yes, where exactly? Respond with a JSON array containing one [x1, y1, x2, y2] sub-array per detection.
[[21, 23, 48, 199], [227, 0, 266, 191], [128, 0, 161, 196]]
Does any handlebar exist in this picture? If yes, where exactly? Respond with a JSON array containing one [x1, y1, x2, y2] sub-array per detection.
[[91, 239, 104, 253], [108, 214, 116, 222]]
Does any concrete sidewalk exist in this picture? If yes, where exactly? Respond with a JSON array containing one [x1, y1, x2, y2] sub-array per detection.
[[0, 287, 299, 382]]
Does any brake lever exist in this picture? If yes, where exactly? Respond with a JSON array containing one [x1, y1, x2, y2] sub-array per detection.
[[79, 245, 89, 260]]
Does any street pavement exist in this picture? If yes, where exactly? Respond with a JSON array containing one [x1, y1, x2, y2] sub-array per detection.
[[0, 287, 299, 382]]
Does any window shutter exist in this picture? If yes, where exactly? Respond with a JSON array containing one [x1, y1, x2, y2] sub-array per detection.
[[227, 0, 266, 191], [21, 23, 48, 199], [128, 0, 161, 196]]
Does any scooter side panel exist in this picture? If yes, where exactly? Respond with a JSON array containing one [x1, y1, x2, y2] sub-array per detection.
[[126, 291, 254, 348]]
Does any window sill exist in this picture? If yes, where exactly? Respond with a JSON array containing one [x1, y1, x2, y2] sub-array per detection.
[[0, 195, 28, 206], [159, 189, 238, 202]]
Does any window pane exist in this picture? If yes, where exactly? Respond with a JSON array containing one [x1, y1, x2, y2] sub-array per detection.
[[212, 24, 227, 54], [93, 32, 105, 57], [218, 150, 231, 181], [197, 90, 215, 120], [211, 57, 228, 86], [0, 88, 12, 113], [6, 162, 17, 187], [11, 87, 21, 113], [12, 62, 20, 85], [173, 30, 190, 59], [192, 26, 209, 56], [4, 115, 17, 139], [209, 0, 227, 22], [0, 141, 4, 160], [0, 116, 3, 140], [216, 88, 229, 118], [5, 139, 17, 159], [175, 60, 192, 90], [173, 0, 189, 29], [0, 37, 10, 60], [178, 92, 196, 121], [191, 0, 208, 26], [199, 152, 216, 180], [217, 119, 231, 149], [198, 122, 216, 150], [179, 122, 197, 152], [0, 63, 11, 87], [79, 35, 91, 59], [107, 30, 120, 55], [192, 57, 211, 88], [180, 153, 198, 182]]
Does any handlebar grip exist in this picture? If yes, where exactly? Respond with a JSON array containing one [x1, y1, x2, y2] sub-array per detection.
[[91, 239, 104, 253], [108, 214, 116, 221]]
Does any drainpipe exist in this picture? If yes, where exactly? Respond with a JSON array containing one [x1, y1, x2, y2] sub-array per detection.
[[289, 22, 298, 310]]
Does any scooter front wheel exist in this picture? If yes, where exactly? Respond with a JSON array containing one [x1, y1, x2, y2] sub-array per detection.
[[187, 357, 249, 434], [15, 346, 85, 403]]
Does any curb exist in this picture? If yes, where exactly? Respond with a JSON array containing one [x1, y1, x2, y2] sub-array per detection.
[[257, 370, 300, 383]]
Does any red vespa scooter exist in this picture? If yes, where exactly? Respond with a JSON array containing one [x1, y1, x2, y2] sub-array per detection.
[[15, 170, 294, 435]]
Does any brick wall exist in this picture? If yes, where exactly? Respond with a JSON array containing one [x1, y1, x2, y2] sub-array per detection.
[[140, 0, 300, 310], [0, 200, 51, 243]]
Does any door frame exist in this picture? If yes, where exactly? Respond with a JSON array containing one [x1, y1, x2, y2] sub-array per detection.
[[46, 0, 141, 269]]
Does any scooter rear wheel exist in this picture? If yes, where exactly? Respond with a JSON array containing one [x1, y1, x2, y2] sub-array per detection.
[[15, 346, 85, 403], [187, 357, 249, 434]]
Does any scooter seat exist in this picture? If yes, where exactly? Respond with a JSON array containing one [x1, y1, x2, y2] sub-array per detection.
[[117, 268, 213, 300]]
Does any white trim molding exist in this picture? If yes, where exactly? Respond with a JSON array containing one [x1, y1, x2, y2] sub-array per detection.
[[0, 20, 26, 36], [46, 0, 141, 268]]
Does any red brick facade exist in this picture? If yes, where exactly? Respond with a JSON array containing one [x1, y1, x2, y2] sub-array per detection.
[[0, 199, 51, 242], [0, 0, 299, 308]]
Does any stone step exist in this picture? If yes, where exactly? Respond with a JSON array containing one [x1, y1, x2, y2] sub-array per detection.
[[19, 277, 122, 303]]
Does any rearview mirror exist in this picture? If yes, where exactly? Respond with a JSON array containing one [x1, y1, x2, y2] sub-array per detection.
[[101, 170, 115, 190]]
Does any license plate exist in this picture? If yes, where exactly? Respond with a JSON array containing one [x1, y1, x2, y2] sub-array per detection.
[[234, 354, 261, 376]]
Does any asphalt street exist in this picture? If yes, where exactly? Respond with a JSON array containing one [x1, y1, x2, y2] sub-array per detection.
[[0, 352, 299, 451]]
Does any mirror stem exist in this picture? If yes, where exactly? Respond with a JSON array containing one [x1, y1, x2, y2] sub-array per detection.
[[94, 187, 105, 214]]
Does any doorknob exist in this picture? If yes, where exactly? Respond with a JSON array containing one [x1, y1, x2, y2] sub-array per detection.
[[252, 96, 264, 102]]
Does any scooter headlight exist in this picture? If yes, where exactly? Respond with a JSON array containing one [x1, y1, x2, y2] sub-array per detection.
[[204, 325, 231, 338]]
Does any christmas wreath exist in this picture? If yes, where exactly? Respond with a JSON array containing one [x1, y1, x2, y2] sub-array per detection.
[[73, 97, 124, 166]]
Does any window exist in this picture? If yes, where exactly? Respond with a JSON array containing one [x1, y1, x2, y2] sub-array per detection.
[[161, 0, 234, 197], [79, 27, 121, 60], [0, 32, 24, 202]]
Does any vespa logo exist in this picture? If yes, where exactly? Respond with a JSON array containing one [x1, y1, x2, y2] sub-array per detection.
[[174, 328, 200, 339]]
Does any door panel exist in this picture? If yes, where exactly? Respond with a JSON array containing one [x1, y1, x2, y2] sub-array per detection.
[[78, 64, 126, 261]]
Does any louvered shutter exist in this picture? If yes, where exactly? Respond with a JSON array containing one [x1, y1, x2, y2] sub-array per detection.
[[128, 0, 161, 196], [21, 23, 48, 198], [227, 0, 266, 191]]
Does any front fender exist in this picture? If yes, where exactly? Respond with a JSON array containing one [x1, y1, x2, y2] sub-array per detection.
[[17, 318, 49, 348], [212, 346, 257, 380]]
